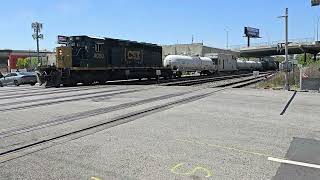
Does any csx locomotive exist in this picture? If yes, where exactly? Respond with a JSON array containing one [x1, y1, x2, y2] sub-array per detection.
[[37, 35, 173, 87], [37, 35, 278, 87]]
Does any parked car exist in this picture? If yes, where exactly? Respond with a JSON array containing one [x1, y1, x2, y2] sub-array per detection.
[[0, 72, 37, 87]]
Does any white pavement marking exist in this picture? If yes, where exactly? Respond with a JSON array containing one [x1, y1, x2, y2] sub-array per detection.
[[268, 157, 320, 169]]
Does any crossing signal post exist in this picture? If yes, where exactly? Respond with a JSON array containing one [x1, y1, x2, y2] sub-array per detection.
[[32, 22, 44, 66]]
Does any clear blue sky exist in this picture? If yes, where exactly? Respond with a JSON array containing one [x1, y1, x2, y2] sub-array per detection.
[[0, 0, 319, 50]]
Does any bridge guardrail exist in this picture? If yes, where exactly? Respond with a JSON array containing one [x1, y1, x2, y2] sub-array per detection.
[[231, 38, 314, 50]]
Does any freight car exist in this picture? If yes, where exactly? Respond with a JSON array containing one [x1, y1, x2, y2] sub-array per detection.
[[163, 55, 217, 77], [205, 53, 238, 73], [236, 60, 263, 71], [37, 36, 173, 87], [260, 58, 278, 71]]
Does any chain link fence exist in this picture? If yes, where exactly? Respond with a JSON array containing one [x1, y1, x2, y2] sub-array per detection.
[[300, 64, 320, 91]]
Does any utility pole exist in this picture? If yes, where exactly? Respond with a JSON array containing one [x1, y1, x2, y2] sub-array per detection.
[[317, 16, 320, 41], [224, 28, 229, 49], [226, 31, 229, 49], [32, 22, 44, 66], [278, 8, 290, 90]]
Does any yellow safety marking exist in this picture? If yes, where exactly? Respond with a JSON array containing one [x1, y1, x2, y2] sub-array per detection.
[[90, 176, 102, 180], [171, 163, 213, 177], [176, 138, 272, 158]]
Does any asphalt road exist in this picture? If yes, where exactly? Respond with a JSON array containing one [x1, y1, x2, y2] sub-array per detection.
[[0, 85, 319, 180]]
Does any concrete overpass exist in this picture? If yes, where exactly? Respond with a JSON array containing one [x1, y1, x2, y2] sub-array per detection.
[[233, 39, 320, 61]]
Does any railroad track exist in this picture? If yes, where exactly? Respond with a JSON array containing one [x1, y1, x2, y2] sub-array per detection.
[[0, 91, 193, 139], [0, 85, 118, 100], [0, 89, 222, 163], [0, 72, 275, 163], [215, 72, 274, 88], [0, 88, 143, 113], [161, 72, 271, 86], [0, 84, 108, 96]]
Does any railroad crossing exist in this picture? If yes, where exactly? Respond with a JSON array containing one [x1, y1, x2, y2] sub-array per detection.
[[0, 81, 319, 179]]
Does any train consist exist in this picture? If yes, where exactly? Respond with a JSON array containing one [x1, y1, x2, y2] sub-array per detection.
[[163, 54, 277, 76], [37, 36, 173, 87], [37, 35, 278, 87]]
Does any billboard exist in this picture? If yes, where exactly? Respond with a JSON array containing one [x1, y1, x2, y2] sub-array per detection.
[[312, 0, 320, 6], [57, 35, 69, 44], [244, 27, 260, 38]]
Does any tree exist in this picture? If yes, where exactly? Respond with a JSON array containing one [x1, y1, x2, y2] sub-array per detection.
[[274, 56, 285, 63], [16, 58, 28, 69], [16, 57, 40, 70], [29, 57, 38, 69], [296, 53, 314, 66]]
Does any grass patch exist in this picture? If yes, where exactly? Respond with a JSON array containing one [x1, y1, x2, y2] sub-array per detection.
[[257, 69, 300, 90]]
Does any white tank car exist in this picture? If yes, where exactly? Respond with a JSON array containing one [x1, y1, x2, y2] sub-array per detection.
[[237, 60, 263, 71], [163, 55, 217, 76]]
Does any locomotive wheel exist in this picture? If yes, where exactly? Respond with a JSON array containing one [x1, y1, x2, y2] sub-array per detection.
[[63, 79, 77, 87], [98, 80, 107, 85], [176, 71, 182, 78], [83, 81, 93, 86], [49, 70, 62, 88]]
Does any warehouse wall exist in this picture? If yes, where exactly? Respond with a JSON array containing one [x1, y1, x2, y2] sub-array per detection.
[[162, 43, 239, 59], [162, 43, 203, 59], [202, 46, 239, 57]]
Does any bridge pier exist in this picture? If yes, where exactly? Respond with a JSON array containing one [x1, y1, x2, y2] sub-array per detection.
[[304, 52, 307, 63]]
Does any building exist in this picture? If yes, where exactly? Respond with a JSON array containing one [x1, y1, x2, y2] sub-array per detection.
[[0, 49, 53, 73], [162, 43, 239, 59]]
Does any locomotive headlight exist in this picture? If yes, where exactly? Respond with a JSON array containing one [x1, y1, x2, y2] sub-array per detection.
[[58, 49, 63, 56]]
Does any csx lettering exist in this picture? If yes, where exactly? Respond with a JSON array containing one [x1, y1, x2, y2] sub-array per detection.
[[127, 51, 141, 60]]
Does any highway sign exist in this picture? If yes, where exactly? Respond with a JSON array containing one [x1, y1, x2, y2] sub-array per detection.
[[312, 0, 320, 6], [244, 27, 260, 38], [57, 35, 68, 44]]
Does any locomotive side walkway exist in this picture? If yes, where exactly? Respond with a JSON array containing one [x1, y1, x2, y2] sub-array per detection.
[[0, 86, 319, 180]]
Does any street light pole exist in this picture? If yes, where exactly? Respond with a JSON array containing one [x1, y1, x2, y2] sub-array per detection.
[[224, 28, 229, 49], [226, 30, 229, 49], [285, 8, 290, 90], [284, 8, 290, 90], [36, 25, 40, 64], [32, 22, 44, 66], [278, 8, 290, 90], [317, 16, 320, 41]]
